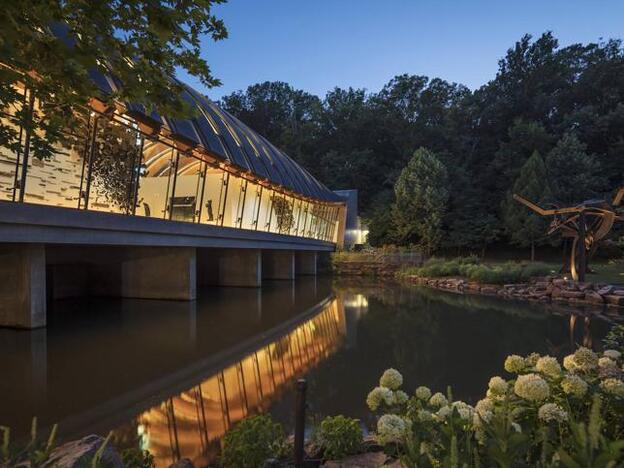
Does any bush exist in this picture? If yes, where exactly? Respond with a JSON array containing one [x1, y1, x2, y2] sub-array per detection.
[[121, 448, 155, 467], [316, 415, 363, 460], [221, 414, 285, 468], [402, 257, 553, 284], [366, 348, 624, 466]]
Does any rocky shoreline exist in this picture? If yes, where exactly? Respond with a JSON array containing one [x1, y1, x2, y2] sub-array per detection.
[[402, 275, 624, 314]]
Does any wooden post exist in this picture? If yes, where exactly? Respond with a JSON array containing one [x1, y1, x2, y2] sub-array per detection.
[[294, 379, 307, 468], [578, 210, 586, 283]]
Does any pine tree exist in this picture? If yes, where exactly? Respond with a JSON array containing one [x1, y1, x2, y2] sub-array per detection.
[[393, 148, 449, 254], [503, 151, 552, 261]]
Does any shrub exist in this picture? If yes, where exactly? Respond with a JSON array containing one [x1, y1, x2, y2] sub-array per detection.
[[367, 348, 624, 466], [121, 448, 155, 467], [316, 415, 363, 460], [221, 414, 285, 468]]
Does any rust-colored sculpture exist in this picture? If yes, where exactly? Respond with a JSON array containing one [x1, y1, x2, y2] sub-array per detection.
[[513, 187, 624, 282]]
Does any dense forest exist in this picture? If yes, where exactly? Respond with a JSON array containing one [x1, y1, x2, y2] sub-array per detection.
[[220, 33, 624, 253]]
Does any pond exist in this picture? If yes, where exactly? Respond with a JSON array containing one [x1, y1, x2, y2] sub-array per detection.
[[0, 278, 614, 466]]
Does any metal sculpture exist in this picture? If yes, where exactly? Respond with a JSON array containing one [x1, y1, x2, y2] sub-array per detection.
[[513, 187, 624, 282]]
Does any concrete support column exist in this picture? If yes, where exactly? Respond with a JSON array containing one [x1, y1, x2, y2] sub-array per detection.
[[218, 249, 262, 287], [262, 250, 295, 280], [91, 247, 197, 300], [295, 251, 317, 276], [0, 244, 46, 328], [122, 247, 197, 300]]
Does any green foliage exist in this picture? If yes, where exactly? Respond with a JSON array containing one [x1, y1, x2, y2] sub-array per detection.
[[503, 151, 553, 259], [0, 0, 227, 160], [121, 447, 155, 468], [403, 257, 553, 284], [393, 148, 449, 253], [546, 133, 605, 205], [315, 415, 363, 461], [220, 414, 285, 468], [604, 324, 624, 354], [0, 418, 57, 466], [368, 348, 624, 467]]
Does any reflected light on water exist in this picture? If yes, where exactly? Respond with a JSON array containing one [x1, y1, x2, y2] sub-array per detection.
[[121, 298, 347, 467]]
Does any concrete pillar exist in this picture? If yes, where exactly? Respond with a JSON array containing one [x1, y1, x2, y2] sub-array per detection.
[[295, 251, 317, 276], [0, 244, 46, 328], [218, 249, 262, 287], [91, 247, 197, 300], [263, 250, 295, 280]]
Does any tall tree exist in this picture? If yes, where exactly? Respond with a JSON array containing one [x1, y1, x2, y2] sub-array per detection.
[[0, 0, 227, 159], [393, 148, 449, 253], [503, 151, 553, 261], [546, 133, 605, 205]]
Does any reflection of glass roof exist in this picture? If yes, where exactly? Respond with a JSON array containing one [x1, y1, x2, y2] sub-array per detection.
[[88, 70, 341, 202]]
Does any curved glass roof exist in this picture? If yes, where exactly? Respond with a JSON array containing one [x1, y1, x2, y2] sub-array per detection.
[[88, 70, 341, 203]]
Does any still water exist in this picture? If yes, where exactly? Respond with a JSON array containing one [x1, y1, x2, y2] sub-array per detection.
[[0, 278, 613, 466]]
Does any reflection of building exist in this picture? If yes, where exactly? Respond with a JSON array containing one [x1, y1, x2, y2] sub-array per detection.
[[125, 298, 346, 467], [333, 190, 368, 249]]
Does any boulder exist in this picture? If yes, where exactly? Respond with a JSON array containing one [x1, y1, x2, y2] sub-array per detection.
[[585, 291, 605, 304], [577, 282, 594, 292], [561, 290, 585, 299], [481, 286, 499, 295], [598, 285, 615, 296], [553, 278, 568, 287], [612, 289, 624, 296], [551, 287, 563, 298], [534, 281, 550, 290], [605, 295, 624, 306], [43, 435, 123, 468]]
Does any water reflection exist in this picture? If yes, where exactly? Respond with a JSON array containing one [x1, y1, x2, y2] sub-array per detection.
[[0, 278, 614, 467], [122, 299, 345, 467]]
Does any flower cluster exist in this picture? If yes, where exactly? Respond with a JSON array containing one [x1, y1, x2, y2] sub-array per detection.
[[366, 369, 408, 412], [538, 403, 568, 423], [376, 414, 407, 445], [514, 373, 550, 401]]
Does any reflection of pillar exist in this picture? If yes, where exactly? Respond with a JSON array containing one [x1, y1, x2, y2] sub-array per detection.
[[30, 328, 47, 405], [569, 315, 577, 349], [0, 244, 46, 328], [342, 293, 368, 349]]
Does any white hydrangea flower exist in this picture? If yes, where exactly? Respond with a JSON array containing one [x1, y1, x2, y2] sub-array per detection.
[[429, 392, 448, 408], [376, 414, 406, 445], [603, 349, 621, 360], [538, 403, 568, 423], [393, 390, 409, 405], [525, 352, 541, 367], [475, 398, 494, 423], [563, 355, 578, 372], [599, 357, 617, 370], [600, 378, 624, 397], [435, 405, 452, 421], [573, 347, 598, 371], [380, 368, 403, 390], [561, 375, 588, 398], [415, 386, 432, 401], [504, 355, 525, 373], [417, 409, 433, 422], [366, 386, 393, 411], [488, 376, 508, 396], [514, 373, 550, 402], [535, 356, 562, 377], [452, 401, 474, 421]]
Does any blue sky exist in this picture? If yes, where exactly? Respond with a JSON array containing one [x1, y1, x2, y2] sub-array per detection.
[[178, 0, 624, 100]]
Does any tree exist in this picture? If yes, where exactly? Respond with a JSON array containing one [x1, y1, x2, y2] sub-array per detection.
[[503, 151, 553, 261], [0, 1, 227, 159], [392, 148, 449, 253], [546, 133, 605, 205]]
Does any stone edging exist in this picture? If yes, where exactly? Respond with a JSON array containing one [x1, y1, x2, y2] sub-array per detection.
[[401, 275, 624, 313]]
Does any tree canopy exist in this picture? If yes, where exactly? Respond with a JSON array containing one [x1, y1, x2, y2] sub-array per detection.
[[0, 0, 227, 159], [221, 32, 624, 252]]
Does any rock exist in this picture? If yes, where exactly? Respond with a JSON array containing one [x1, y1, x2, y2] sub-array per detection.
[[551, 287, 563, 298], [322, 451, 389, 467], [612, 289, 624, 296], [170, 459, 194, 468], [534, 281, 550, 290], [605, 295, 624, 306], [481, 286, 498, 295], [44, 435, 123, 468], [598, 285, 615, 296], [553, 278, 568, 287], [561, 290, 585, 299], [577, 282, 593, 292], [585, 291, 605, 304]]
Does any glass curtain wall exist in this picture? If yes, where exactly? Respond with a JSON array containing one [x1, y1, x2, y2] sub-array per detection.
[[0, 85, 341, 241]]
